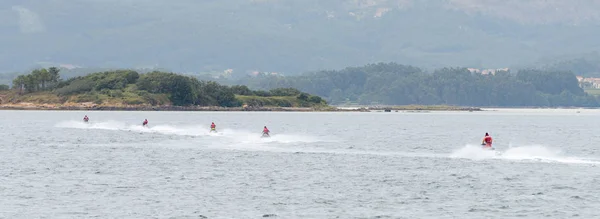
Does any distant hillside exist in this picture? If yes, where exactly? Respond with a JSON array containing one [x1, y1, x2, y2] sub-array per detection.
[[535, 52, 600, 77], [232, 62, 600, 107], [2, 1, 600, 74]]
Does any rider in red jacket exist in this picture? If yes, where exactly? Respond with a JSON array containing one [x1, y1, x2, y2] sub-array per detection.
[[482, 133, 493, 148], [210, 122, 216, 132]]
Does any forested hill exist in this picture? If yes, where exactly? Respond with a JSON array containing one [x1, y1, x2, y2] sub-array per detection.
[[234, 63, 598, 107]]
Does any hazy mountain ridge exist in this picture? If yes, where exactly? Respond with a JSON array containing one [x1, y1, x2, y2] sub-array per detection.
[[2, 0, 600, 75]]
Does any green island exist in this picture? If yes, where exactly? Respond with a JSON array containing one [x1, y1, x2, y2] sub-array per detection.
[[0, 68, 333, 111]]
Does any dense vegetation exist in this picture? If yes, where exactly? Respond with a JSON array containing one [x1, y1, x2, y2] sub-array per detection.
[[233, 62, 599, 107], [12, 67, 62, 93], [5, 68, 327, 108]]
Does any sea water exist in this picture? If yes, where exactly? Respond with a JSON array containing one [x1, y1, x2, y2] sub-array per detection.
[[0, 109, 599, 218]]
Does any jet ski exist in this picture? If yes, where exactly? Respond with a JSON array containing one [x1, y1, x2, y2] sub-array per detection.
[[481, 143, 495, 150], [210, 128, 218, 133]]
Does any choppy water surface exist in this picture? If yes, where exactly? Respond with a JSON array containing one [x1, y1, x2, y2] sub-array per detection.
[[1, 109, 599, 218]]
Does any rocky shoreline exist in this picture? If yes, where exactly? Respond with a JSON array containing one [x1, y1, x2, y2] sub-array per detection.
[[0, 102, 482, 112], [0, 103, 322, 111]]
